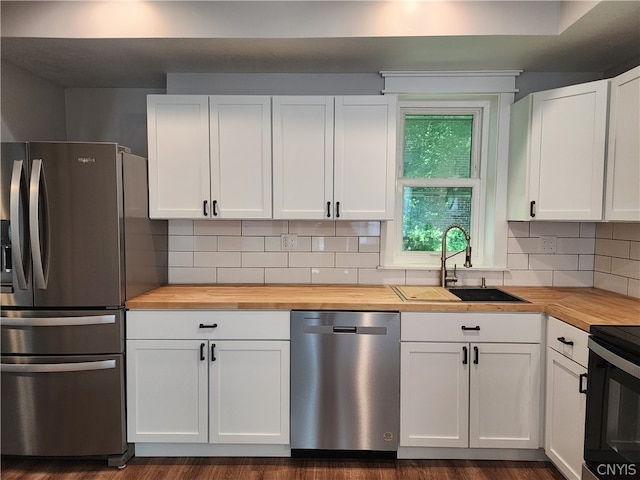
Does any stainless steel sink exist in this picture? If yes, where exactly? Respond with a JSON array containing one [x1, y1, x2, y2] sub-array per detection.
[[447, 288, 527, 303]]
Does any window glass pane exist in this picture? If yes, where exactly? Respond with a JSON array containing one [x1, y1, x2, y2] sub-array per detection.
[[402, 186, 472, 252], [403, 115, 473, 178]]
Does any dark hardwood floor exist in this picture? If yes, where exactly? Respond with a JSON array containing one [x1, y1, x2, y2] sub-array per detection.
[[1, 457, 566, 480]]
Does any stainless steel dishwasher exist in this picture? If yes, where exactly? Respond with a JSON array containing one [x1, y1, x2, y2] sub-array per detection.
[[290, 310, 400, 455]]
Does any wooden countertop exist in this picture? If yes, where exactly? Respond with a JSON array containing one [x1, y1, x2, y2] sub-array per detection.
[[126, 284, 640, 332]]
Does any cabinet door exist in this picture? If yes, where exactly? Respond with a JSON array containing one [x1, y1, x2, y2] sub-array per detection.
[[545, 348, 587, 480], [469, 343, 541, 449], [209, 96, 272, 219], [147, 95, 211, 219], [400, 342, 469, 447], [529, 80, 608, 220], [209, 340, 290, 444], [606, 66, 640, 221], [126, 339, 208, 443], [272, 96, 334, 219], [334, 95, 397, 220]]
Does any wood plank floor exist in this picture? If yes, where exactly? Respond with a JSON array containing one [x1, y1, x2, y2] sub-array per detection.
[[1, 457, 566, 480]]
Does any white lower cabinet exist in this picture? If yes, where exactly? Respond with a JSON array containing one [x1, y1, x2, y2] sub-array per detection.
[[400, 313, 542, 452], [126, 311, 290, 448], [545, 316, 589, 480]]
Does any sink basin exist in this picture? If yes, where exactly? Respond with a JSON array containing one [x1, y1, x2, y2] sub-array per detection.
[[447, 288, 527, 303]]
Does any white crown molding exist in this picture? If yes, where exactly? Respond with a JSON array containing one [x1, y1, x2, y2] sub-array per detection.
[[380, 70, 523, 94]]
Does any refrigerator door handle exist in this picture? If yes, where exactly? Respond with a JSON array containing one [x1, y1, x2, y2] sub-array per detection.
[[1, 360, 116, 373], [1, 314, 116, 327], [9, 160, 29, 289], [29, 159, 50, 289]]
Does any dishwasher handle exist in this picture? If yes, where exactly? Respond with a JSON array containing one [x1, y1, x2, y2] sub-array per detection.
[[333, 326, 357, 333]]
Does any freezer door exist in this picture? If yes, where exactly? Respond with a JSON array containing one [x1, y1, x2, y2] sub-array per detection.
[[0, 309, 124, 355], [0, 353, 127, 457], [29, 142, 124, 308], [1, 143, 33, 307]]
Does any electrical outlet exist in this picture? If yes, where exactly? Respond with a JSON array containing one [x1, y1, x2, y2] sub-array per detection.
[[280, 234, 298, 250], [540, 236, 557, 254]]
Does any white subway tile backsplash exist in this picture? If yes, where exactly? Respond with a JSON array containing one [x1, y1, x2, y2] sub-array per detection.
[[242, 220, 288, 236], [217, 268, 264, 284], [508, 222, 530, 238], [194, 252, 241, 268], [169, 235, 195, 251], [194, 236, 218, 252], [335, 252, 380, 268], [631, 242, 640, 261], [336, 221, 381, 237], [242, 252, 288, 268], [610, 258, 640, 280], [359, 237, 380, 253], [312, 237, 359, 252], [194, 220, 241, 236], [169, 251, 194, 267], [218, 236, 265, 252], [289, 221, 335, 236], [594, 271, 629, 296], [595, 239, 630, 258], [168, 219, 194, 235], [580, 223, 596, 238], [265, 268, 311, 284], [578, 255, 595, 271], [507, 254, 529, 270], [529, 254, 579, 271], [358, 268, 405, 285], [552, 270, 593, 287], [405, 270, 440, 286], [628, 278, 640, 299], [596, 222, 614, 239], [530, 222, 580, 238], [594, 255, 612, 273], [457, 270, 505, 287], [289, 252, 335, 268], [169, 267, 215, 284], [311, 268, 358, 284], [507, 237, 540, 255], [613, 223, 640, 242], [556, 238, 595, 254], [504, 270, 553, 286]]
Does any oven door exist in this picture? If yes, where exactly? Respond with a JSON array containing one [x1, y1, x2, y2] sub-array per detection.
[[584, 336, 640, 479]]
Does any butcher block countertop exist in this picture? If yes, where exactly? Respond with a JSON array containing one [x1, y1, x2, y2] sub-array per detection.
[[126, 285, 640, 332]]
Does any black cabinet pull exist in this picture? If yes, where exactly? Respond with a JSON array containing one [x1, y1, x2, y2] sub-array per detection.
[[199, 323, 218, 329], [336, 201, 340, 218], [579, 373, 587, 394], [530, 200, 536, 218], [203, 200, 208, 217], [212, 200, 218, 217], [326, 201, 331, 218], [211, 343, 216, 362], [473, 346, 479, 365], [200, 342, 206, 361], [557, 336, 574, 346], [462, 325, 481, 331], [462, 346, 468, 365]]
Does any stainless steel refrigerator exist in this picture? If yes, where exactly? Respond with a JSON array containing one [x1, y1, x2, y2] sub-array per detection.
[[0, 142, 167, 466]]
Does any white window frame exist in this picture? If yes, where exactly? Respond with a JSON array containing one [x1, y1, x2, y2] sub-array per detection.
[[381, 95, 509, 271]]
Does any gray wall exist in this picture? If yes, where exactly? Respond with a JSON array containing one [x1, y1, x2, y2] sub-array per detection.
[[1, 61, 67, 142]]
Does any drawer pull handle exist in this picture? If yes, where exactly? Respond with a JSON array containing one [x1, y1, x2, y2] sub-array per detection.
[[462, 325, 480, 331], [199, 323, 218, 329], [462, 346, 468, 365], [473, 346, 479, 365], [557, 336, 574, 346], [579, 373, 587, 394]]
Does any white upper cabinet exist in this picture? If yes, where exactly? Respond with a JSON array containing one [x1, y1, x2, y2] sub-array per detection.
[[273, 95, 397, 220], [147, 95, 272, 219], [210, 96, 272, 219], [507, 80, 609, 221], [147, 95, 211, 219], [272, 96, 334, 219], [605, 66, 640, 221]]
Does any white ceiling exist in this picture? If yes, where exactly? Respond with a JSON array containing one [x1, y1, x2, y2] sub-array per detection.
[[1, 1, 639, 88]]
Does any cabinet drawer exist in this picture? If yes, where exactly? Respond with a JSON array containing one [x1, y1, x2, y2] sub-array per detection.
[[127, 310, 290, 340], [547, 316, 589, 368], [401, 312, 542, 343]]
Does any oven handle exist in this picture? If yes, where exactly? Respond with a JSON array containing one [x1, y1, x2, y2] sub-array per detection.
[[589, 337, 640, 380], [1, 315, 116, 327], [1, 360, 116, 373]]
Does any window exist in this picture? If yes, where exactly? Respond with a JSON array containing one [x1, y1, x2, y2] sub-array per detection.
[[382, 100, 495, 268]]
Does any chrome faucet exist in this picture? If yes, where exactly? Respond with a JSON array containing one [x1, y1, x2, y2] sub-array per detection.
[[440, 224, 472, 288]]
